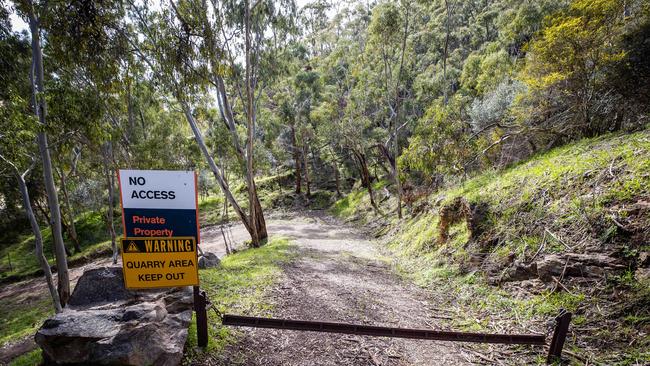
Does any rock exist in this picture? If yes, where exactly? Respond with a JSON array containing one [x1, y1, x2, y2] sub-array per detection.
[[536, 253, 626, 282], [635, 267, 650, 282], [496, 260, 538, 283], [636, 252, 650, 281], [198, 252, 221, 269], [497, 253, 628, 284], [35, 266, 193, 366], [501, 278, 546, 295], [67, 267, 133, 307]]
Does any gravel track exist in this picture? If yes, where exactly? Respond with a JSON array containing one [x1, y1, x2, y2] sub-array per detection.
[[203, 211, 470, 365]]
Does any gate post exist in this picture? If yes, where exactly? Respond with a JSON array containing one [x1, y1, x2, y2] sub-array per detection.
[[546, 309, 572, 364], [193, 286, 208, 347]]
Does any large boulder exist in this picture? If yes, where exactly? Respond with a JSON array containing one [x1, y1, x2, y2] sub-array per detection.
[[35, 266, 193, 366]]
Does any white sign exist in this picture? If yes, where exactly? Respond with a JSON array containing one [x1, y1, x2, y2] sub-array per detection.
[[118, 170, 196, 210], [117, 169, 201, 289]]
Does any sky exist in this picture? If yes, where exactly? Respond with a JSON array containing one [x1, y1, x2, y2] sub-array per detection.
[[9, 9, 28, 33]]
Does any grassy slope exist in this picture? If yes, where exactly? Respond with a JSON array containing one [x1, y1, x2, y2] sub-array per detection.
[[332, 131, 650, 365], [0, 212, 118, 362], [199, 170, 303, 227], [0, 211, 117, 281], [8, 350, 42, 366], [0, 295, 52, 348]]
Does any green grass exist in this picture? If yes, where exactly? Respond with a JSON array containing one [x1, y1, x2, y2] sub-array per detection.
[[330, 189, 366, 218], [371, 130, 650, 273], [0, 170, 292, 281], [8, 349, 42, 366], [437, 131, 650, 253], [199, 170, 299, 226], [184, 237, 295, 362], [0, 294, 53, 349], [199, 196, 228, 225], [0, 211, 117, 363], [308, 190, 335, 210], [0, 237, 295, 364]]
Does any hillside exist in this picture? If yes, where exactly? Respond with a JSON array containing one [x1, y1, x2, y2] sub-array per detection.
[[332, 130, 650, 364]]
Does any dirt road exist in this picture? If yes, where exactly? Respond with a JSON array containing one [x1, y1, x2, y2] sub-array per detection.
[[202, 211, 472, 365]]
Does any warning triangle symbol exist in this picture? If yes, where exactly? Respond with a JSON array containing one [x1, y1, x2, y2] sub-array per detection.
[[127, 241, 139, 253]]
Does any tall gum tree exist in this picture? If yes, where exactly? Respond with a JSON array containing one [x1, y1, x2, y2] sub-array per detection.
[[0, 31, 62, 310], [366, 0, 413, 219], [18, 0, 71, 305], [127, 0, 296, 246], [0, 155, 63, 313]]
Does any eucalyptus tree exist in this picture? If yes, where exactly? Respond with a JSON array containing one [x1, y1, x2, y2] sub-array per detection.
[[319, 44, 383, 208], [44, 70, 116, 255], [274, 42, 322, 197], [0, 147, 63, 313], [274, 76, 304, 194], [128, 0, 296, 246], [0, 18, 62, 312], [299, 2, 385, 208], [364, 0, 414, 218], [11, 0, 71, 305], [44, 0, 129, 263], [299, 0, 332, 56]]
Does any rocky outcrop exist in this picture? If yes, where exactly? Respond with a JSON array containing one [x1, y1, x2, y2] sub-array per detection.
[[536, 253, 626, 281], [35, 266, 193, 366], [198, 252, 221, 269], [635, 251, 650, 281], [494, 260, 538, 284], [495, 252, 626, 283]]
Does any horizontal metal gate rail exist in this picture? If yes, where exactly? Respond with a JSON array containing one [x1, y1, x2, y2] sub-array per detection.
[[221, 314, 546, 345], [196, 289, 572, 364]]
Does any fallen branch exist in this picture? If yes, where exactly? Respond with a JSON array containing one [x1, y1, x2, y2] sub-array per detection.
[[552, 276, 575, 295], [609, 215, 631, 232], [563, 349, 588, 363], [545, 228, 573, 251], [466, 348, 498, 365], [529, 231, 547, 262]]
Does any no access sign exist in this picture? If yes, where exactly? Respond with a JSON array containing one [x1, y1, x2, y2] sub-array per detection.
[[117, 170, 200, 289]]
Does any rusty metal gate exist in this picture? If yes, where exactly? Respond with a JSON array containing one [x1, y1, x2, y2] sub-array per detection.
[[193, 289, 572, 364]]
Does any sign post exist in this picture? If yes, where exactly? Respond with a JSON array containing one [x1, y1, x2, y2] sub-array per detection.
[[117, 169, 208, 347]]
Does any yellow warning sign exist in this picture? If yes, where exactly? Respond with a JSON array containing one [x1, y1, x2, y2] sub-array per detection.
[[120, 237, 199, 289]]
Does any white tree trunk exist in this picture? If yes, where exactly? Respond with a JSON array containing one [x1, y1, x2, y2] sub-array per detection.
[[17, 170, 63, 313], [0, 154, 63, 313], [102, 142, 118, 264], [181, 103, 254, 236], [58, 166, 80, 252], [244, 0, 260, 247], [28, 2, 70, 306]]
